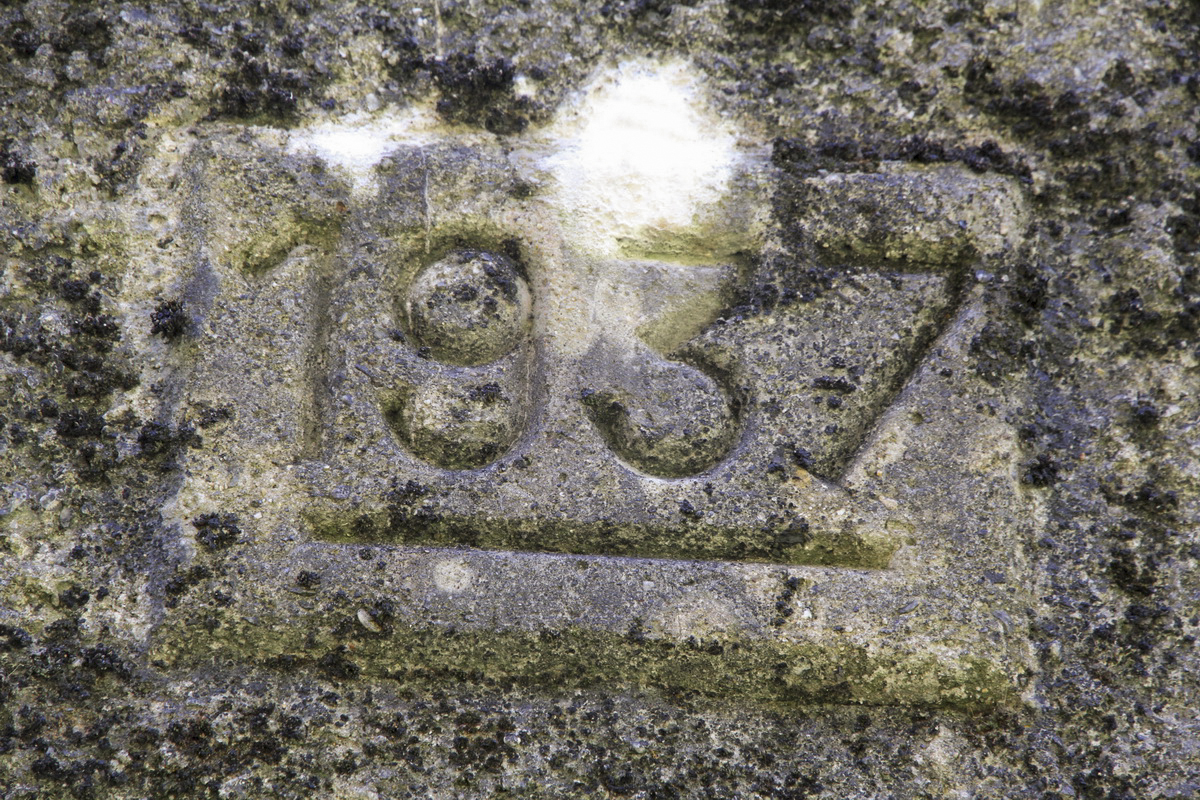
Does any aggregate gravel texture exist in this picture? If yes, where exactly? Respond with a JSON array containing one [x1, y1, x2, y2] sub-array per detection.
[[1, 1, 1199, 798]]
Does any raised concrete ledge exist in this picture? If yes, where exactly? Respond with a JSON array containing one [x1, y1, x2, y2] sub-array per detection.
[[151, 543, 1026, 711]]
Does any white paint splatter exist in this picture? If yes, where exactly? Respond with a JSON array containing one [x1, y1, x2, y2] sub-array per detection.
[[539, 60, 740, 257], [285, 60, 743, 243], [286, 105, 443, 193]]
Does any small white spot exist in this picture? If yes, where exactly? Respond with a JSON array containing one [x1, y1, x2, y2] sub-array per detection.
[[432, 558, 474, 593], [649, 596, 744, 641], [513, 74, 537, 99]]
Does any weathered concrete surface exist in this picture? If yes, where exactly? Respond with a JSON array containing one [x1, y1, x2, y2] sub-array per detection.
[[1, 1, 1198, 798]]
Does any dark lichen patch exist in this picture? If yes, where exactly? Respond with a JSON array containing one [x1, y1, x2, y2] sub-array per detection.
[[597, 0, 700, 25], [55, 408, 105, 439], [962, 56, 1093, 140], [1129, 396, 1161, 429], [1114, 482, 1179, 518], [0, 139, 36, 186], [770, 575, 806, 627], [1166, 194, 1200, 256], [954, 50, 1177, 207], [198, 19, 330, 124], [1021, 453, 1060, 488], [149, 298, 188, 340], [4, 21, 41, 59], [137, 420, 201, 463], [772, 134, 1031, 181], [0, 625, 34, 651], [888, 136, 1030, 179], [968, 321, 1029, 386], [317, 646, 361, 681], [428, 53, 531, 135], [1007, 261, 1050, 326], [58, 584, 91, 610], [191, 403, 234, 429], [294, 569, 322, 590], [51, 8, 112, 63], [213, 60, 307, 122], [1094, 266, 1200, 356], [164, 565, 213, 609], [466, 382, 503, 403], [812, 375, 857, 394], [91, 125, 153, 197], [1108, 546, 1156, 597], [192, 513, 242, 552], [0, 5, 111, 72], [0, 267, 136, 476], [1106, 288, 1161, 334], [726, 0, 854, 36]]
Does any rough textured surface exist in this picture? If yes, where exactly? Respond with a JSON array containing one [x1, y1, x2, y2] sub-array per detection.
[[1, 1, 1199, 798]]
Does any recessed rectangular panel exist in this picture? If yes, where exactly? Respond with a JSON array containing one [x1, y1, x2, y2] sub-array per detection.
[[150, 120, 1035, 710]]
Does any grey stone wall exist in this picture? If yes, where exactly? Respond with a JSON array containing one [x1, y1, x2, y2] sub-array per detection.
[[1, 1, 1197, 797]]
